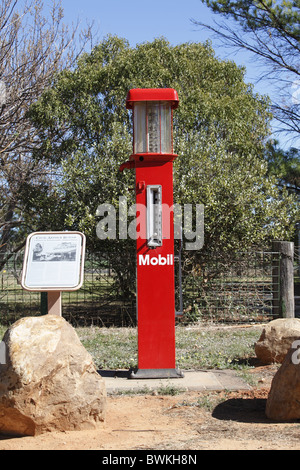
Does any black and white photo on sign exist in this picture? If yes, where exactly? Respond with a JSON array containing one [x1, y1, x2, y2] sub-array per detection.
[[32, 241, 77, 262]]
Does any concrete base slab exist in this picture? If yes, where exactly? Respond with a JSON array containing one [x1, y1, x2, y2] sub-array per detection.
[[129, 368, 184, 379], [98, 369, 252, 394]]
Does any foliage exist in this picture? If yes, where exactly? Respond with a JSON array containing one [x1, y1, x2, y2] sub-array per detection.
[[196, 0, 300, 140], [265, 140, 300, 195], [0, 0, 93, 268], [29, 35, 299, 295], [175, 129, 297, 252]]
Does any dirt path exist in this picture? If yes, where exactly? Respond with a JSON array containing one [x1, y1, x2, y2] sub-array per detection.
[[0, 366, 300, 451]]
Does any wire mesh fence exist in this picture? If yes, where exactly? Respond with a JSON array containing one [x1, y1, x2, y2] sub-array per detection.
[[175, 250, 281, 323], [0, 252, 136, 326], [0, 247, 287, 326]]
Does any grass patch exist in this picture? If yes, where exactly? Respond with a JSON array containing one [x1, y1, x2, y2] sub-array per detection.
[[175, 326, 260, 370], [179, 391, 232, 411], [77, 325, 261, 371], [0, 323, 261, 371], [77, 326, 138, 370], [0, 324, 7, 339], [113, 384, 186, 396], [156, 384, 186, 395]]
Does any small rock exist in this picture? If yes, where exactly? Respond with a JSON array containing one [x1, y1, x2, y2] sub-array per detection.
[[255, 318, 300, 364]]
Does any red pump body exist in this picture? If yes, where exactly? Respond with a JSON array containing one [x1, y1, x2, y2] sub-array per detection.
[[120, 88, 182, 378]]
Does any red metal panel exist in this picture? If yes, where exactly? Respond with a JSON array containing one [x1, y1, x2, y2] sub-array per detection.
[[135, 161, 176, 370], [126, 88, 179, 109]]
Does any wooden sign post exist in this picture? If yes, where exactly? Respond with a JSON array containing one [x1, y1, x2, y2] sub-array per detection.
[[21, 231, 86, 316], [47, 291, 62, 317]]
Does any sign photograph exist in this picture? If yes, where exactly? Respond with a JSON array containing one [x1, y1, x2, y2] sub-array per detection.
[[21, 232, 86, 291]]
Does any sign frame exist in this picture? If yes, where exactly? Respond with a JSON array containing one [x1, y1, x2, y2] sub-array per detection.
[[21, 231, 86, 292]]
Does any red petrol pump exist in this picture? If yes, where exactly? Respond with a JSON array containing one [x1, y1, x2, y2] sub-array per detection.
[[120, 88, 183, 379]]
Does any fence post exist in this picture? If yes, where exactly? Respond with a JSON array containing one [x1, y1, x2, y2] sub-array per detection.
[[272, 241, 295, 318], [40, 292, 48, 315]]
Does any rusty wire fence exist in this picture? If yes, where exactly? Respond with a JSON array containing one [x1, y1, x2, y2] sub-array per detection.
[[0, 248, 286, 326], [175, 250, 281, 324]]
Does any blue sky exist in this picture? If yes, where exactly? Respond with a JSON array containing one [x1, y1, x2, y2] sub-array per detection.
[[60, 0, 260, 84], [61, 0, 215, 46], [54, 0, 288, 147]]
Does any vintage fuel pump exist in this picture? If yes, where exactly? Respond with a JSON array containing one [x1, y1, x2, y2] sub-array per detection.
[[120, 88, 183, 379]]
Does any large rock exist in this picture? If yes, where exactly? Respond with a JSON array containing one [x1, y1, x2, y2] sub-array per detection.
[[266, 342, 300, 421], [0, 315, 106, 436], [255, 318, 300, 364]]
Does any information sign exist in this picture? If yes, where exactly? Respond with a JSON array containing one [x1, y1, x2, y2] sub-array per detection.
[[21, 231, 86, 291]]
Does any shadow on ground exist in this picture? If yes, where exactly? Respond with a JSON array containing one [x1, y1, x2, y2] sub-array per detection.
[[212, 398, 269, 424]]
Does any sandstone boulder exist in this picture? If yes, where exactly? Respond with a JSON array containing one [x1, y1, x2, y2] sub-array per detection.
[[0, 315, 106, 436], [266, 342, 300, 421], [255, 318, 300, 364]]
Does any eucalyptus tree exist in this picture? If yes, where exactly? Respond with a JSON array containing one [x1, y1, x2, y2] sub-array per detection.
[[29, 35, 299, 295]]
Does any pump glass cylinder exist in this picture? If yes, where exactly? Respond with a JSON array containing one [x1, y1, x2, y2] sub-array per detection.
[[147, 104, 160, 153], [147, 185, 162, 247], [133, 102, 172, 154]]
